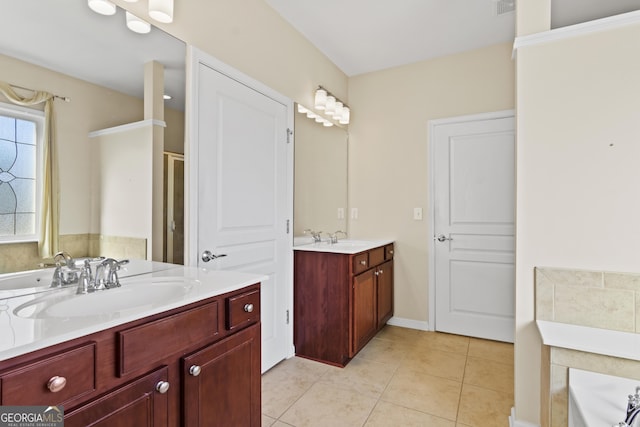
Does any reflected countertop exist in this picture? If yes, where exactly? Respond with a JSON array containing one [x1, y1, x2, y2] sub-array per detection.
[[293, 238, 394, 255]]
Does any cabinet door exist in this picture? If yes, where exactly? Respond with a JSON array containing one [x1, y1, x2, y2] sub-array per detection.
[[183, 323, 261, 427], [352, 270, 377, 355], [377, 260, 394, 329], [64, 366, 169, 427]]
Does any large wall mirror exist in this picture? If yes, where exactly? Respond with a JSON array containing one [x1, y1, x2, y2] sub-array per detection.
[[0, 0, 185, 273], [294, 107, 348, 240]]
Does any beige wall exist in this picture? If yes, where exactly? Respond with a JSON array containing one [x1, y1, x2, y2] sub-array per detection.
[[347, 43, 515, 323], [515, 22, 640, 424]]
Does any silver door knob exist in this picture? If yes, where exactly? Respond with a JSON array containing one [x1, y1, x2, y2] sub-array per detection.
[[436, 234, 453, 242], [189, 365, 201, 377], [201, 250, 228, 262], [156, 381, 170, 394], [244, 303, 254, 313]]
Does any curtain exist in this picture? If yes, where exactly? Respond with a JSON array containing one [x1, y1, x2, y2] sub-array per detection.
[[0, 81, 58, 259]]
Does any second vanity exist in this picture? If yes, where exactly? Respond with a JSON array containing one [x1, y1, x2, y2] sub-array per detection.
[[293, 239, 394, 367], [0, 261, 264, 426]]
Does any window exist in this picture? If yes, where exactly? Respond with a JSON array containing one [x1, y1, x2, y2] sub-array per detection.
[[0, 102, 44, 243]]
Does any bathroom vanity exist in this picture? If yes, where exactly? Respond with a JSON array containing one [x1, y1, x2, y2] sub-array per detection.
[[0, 262, 264, 426], [293, 240, 394, 367]]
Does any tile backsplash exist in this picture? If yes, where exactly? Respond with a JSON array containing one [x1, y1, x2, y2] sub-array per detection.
[[536, 267, 640, 332]]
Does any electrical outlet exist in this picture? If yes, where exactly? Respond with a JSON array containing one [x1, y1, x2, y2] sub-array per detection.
[[351, 208, 359, 220], [337, 208, 344, 219], [413, 207, 423, 220]]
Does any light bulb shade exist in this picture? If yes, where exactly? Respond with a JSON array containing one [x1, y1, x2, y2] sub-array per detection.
[[325, 96, 336, 115], [314, 115, 324, 123], [323, 120, 333, 127], [88, 0, 116, 15], [297, 104, 308, 114], [306, 111, 316, 119], [126, 12, 151, 34], [149, 0, 174, 23], [332, 102, 344, 120], [314, 89, 327, 110], [339, 107, 350, 124], [122, 0, 138, 2]]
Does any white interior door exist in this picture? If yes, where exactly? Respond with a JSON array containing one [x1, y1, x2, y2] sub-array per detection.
[[430, 112, 515, 343], [188, 48, 292, 372]]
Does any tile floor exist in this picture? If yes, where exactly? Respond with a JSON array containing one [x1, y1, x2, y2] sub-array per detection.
[[262, 326, 514, 427]]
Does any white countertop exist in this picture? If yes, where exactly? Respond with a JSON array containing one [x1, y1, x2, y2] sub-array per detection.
[[293, 239, 394, 255], [0, 261, 266, 361], [536, 320, 640, 361]]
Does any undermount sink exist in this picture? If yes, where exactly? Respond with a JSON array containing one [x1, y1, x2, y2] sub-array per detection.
[[13, 277, 196, 320]]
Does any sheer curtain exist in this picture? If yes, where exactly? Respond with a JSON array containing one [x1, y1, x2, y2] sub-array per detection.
[[0, 81, 58, 258]]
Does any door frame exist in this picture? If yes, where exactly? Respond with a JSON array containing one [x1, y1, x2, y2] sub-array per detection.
[[185, 46, 295, 359], [427, 109, 515, 331]]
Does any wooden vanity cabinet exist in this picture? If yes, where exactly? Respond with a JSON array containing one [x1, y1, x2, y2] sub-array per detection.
[[294, 243, 394, 366], [0, 283, 261, 427]]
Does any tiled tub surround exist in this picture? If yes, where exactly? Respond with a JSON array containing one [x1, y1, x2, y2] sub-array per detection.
[[535, 267, 640, 427], [0, 234, 147, 274]]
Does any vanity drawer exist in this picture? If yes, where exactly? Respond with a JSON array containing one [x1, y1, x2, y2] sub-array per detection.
[[0, 342, 96, 406], [369, 247, 385, 267], [118, 301, 219, 376], [353, 252, 370, 274], [226, 289, 260, 331], [385, 244, 394, 260]]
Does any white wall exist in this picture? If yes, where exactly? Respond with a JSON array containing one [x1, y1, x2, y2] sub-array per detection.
[[515, 19, 640, 424], [348, 43, 515, 323]]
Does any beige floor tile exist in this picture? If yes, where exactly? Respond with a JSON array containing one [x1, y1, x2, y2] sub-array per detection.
[[365, 401, 455, 426], [262, 414, 277, 426], [468, 338, 513, 365], [374, 325, 426, 343], [355, 337, 413, 367], [319, 356, 397, 398], [401, 346, 468, 381], [262, 357, 330, 418], [413, 331, 470, 355], [272, 422, 296, 427], [280, 382, 378, 427], [457, 383, 513, 427], [464, 356, 514, 394], [381, 368, 462, 421]]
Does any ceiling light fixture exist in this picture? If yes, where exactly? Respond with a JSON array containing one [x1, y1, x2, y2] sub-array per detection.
[[88, 0, 116, 15], [149, 0, 174, 23], [126, 12, 151, 34], [313, 86, 350, 125]]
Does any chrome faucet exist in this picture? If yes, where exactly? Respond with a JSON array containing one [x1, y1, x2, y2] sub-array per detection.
[[94, 258, 129, 290], [329, 230, 347, 244], [617, 386, 640, 426]]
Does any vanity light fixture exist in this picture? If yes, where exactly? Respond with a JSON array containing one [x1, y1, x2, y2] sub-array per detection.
[[125, 12, 151, 34], [149, 0, 174, 23], [314, 86, 350, 125], [297, 104, 333, 127], [88, 0, 116, 15]]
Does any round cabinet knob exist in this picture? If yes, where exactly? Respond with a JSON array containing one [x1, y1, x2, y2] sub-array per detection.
[[189, 365, 202, 377], [47, 376, 67, 393], [156, 381, 170, 394], [360, 260, 367, 266], [374, 271, 379, 276], [244, 303, 254, 313], [389, 250, 394, 255]]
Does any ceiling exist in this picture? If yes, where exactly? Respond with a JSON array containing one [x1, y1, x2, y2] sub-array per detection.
[[265, 0, 640, 76], [1, 0, 639, 108]]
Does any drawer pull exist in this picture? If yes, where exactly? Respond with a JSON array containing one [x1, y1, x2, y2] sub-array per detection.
[[375, 270, 380, 276], [156, 381, 170, 394], [360, 260, 367, 266], [244, 303, 254, 313], [189, 365, 202, 377], [47, 376, 67, 393], [389, 250, 394, 255]]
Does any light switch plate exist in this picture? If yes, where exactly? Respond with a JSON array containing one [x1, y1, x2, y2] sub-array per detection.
[[351, 208, 359, 220], [413, 207, 423, 220]]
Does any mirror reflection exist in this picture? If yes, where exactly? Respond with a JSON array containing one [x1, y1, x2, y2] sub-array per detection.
[[0, 0, 185, 273], [294, 106, 348, 241]]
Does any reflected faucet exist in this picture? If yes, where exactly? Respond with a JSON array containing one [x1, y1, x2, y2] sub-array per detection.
[[94, 258, 129, 290], [617, 386, 640, 426], [51, 251, 78, 287], [329, 230, 347, 244], [304, 229, 323, 243]]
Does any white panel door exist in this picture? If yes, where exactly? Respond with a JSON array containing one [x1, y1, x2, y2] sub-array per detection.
[[189, 51, 292, 372], [432, 113, 515, 342]]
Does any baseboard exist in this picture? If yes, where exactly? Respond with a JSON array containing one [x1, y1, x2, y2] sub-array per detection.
[[386, 316, 430, 331], [509, 408, 540, 427]]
